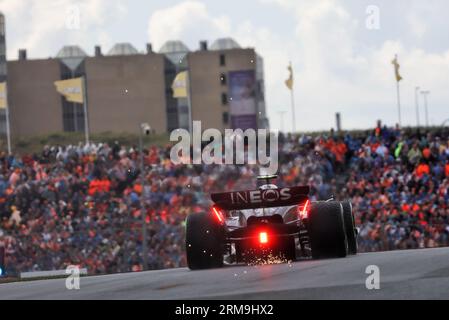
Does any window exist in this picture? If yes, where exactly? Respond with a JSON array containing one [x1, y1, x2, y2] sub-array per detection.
[[219, 54, 226, 66], [0, 112, 6, 134], [62, 101, 85, 133], [223, 112, 229, 124], [221, 93, 228, 105], [220, 73, 227, 85], [60, 63, 86, 133]]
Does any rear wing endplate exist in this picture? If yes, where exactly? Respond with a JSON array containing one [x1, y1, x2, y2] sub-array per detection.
[[211, 186, 310, 211]]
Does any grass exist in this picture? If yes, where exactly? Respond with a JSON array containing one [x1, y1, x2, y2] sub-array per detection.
[[1, 126, 447, 155], [0, 132, 172, 155]]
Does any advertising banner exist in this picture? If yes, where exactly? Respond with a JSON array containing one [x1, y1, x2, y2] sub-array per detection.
[[228, 70, 257, 130]]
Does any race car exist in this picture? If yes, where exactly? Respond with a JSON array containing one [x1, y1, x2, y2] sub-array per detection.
[[185, 175, 358, 270]]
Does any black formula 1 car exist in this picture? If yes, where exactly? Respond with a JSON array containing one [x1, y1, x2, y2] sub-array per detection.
[[185, 176, 358, 270]]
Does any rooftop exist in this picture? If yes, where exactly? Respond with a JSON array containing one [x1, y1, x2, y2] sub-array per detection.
[[107, 43, 139, 56]]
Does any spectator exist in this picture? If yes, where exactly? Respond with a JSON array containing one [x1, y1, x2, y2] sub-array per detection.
[[1, 124, 449, 276]]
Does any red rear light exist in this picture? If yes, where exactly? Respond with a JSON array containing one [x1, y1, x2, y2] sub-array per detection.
[[212, 206, 225, 224], [259, 232, 269, 244], [299, 200, 310, 220]]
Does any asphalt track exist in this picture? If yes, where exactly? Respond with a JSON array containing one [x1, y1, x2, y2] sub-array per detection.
[[1, 247, 449, 300]]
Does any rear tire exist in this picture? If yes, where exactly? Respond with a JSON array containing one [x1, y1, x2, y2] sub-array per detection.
[[341, 201, 358, 255], [186, 212, 225, 270], [308, 201, 348, 259]]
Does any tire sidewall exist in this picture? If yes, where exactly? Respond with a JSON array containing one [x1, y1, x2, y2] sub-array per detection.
[[341, 201, 358, 255], [308, 201, 348, 259], [186, 212, 225, 270]]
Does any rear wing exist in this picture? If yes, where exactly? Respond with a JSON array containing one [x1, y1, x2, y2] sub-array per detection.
[[211, 186, 310, 211]]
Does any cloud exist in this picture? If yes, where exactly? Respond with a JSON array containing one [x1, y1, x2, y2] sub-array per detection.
[[407, 12, 427, 39], [144, 0, 449, 131], [3, 0, 449, 130], [147, 1, 299, 129], [148, 0, 379, 130], [256, 0, 449, 130], [0, 0, 127, 58], [148, 0, 231, 50]]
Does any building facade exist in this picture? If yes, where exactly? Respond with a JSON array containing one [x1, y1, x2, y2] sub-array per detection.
[[3, 36, 269, 141], [85, 48, 167, 135], [8, 58, 63, 137]]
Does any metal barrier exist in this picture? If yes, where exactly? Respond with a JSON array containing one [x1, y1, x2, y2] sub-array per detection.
[[20, 268, 88, 280]]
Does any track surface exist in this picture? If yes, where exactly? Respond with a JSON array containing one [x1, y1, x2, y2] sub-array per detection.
[[1, 248, 449, 300]]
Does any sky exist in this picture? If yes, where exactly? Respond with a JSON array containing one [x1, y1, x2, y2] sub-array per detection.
[[1, 0, 449, 132]]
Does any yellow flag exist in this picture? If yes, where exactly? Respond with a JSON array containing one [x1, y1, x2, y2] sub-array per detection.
[[0, 82, 6, 109], [285, 64, 294, 90], [172, 71, 188, 98], [392, 55, 403, 82], [54, 77, 84, 103]]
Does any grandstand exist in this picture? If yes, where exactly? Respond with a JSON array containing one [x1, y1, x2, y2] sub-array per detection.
[[1, 123, 449, 275]]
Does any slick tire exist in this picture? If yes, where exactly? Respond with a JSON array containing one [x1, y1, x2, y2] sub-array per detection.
[[308, 201, 348, 259], [341, 201, 358, 255], [186, 212, 225, 270]]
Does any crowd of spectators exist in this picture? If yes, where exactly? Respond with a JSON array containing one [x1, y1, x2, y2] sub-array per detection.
[[1, 123, 449, 275]]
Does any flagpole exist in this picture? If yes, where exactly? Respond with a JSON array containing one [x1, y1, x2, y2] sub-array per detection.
[[392, 55, 402, 128], [290, 86, 296, 133], [278, 111, 287, 133], [186, 71, 193, 136], [72, 71, 78, 133], [289, 62, 296, 133], [82, 76, 90, 145], [421, 90, 430, 128], [396, 80, 402, 128], [415, 86, 420, 128], [5, 83, 11, 155]]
